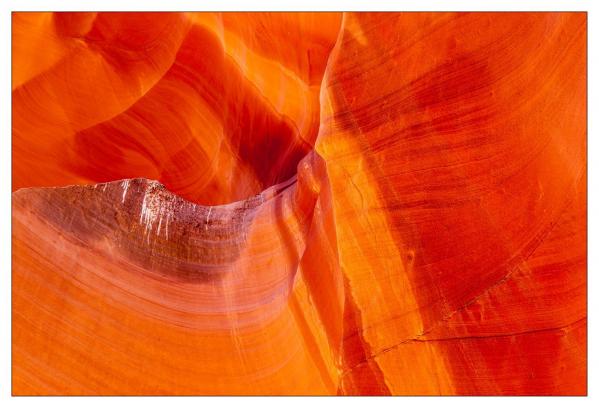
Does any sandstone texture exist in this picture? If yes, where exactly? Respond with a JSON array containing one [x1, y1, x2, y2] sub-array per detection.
[[12, 12, 586, 395]]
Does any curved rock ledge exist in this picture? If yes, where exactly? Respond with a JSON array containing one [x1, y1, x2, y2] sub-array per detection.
[[12, 12, 587, 395]]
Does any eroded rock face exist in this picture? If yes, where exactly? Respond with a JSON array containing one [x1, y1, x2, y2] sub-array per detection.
[[12, 12, 342, 205], [12, 12, 586, 395]]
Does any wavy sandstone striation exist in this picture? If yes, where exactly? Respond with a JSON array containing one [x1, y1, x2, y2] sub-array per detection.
[[12, 12, 586, 395]]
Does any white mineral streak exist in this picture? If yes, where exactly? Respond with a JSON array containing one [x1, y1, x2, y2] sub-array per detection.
[[121, 180, 130, 203], [206, 207, 212, 231], [166, 212, 171, 238], [134, 180, 263, 246], [157, 214, 163, 235], [139, 185, 174, 242]]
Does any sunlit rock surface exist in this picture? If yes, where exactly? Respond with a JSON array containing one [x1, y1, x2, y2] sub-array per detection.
[[12, 12, 586, 395]]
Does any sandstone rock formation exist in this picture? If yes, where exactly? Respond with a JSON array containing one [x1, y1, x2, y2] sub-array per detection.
[[12, 12, 587, 395]]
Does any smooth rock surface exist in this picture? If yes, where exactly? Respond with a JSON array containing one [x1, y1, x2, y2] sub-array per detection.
[[12, 12, 586, 395]]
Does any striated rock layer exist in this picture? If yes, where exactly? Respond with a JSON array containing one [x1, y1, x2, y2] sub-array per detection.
[[12, 12, 586, 395]]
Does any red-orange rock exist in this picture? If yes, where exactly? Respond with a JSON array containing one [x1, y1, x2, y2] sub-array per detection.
[[12, 12, 341, 205], [12, 12, 586, 395]]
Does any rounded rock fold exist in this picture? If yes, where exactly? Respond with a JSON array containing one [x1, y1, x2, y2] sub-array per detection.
[[11, 12, 586, 395]]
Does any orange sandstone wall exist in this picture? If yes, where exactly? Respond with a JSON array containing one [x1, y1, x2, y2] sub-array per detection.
[[12, 12, 586, 395]]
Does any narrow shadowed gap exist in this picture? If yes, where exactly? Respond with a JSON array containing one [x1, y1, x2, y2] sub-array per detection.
[[67, 18, 340, 207]]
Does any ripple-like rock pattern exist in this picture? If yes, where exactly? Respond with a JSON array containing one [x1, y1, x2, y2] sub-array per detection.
[[12, 12, 586, 395]]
